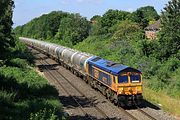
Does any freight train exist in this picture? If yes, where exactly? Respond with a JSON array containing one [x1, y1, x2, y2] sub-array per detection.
[[20, 37, 143, 106]]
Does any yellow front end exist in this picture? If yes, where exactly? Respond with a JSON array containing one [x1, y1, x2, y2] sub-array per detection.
[[118, 84, 142, 95], [117, 73, 143, 95], [116, 72, 143, 106]]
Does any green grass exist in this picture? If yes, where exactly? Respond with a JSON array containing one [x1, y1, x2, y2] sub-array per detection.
[[0, 65, 63, 120], [0, 40, 64, 120], [143, 85, 180, 117]]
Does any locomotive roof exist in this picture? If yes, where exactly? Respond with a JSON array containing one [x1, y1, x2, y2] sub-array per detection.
[[88, 56, 141, 75]]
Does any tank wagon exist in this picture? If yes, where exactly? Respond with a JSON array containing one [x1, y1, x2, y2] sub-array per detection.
[[20, 37, 143, 106]]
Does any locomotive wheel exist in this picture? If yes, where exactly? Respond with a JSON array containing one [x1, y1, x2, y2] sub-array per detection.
[[74, 71, 77, 75], [93, 81, 97, 89], [65, 65, 68, 70], [102, 87, 106, 96], [113, 99, 118, 106], [106, 89, 111, 99], [110, 92, 115, 102], [90, 80, 94, 88], [83, 76, 87, 82], [88, 79, 91, 85], [71, 68, 74, 73], [85, 77, 88, 83], [76, 72, 79, 77]]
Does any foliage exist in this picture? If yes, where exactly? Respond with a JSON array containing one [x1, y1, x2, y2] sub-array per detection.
[[14, 11, 68, 40], [29, 108, 59, 120], [100, 9, 130, 33], [14, 11, 90, 47], [0, 44, 64, 119], [156, 0, 180, 60], [55, 13, 90, 46], [129, 6, 159, 28], [90, 15, 101, 21], [0, 0, 15, 59], [89, 15, 102, 35], [90, 10, 130, 35], [0, 1, 64, 119], [110, 20, 144, 41]]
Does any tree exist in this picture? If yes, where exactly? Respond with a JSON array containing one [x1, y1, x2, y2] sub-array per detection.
[[14, 11, 68, 40], [89, 15, 102, 35], [111, 20, 144, 42], [0, 0, 15, 59], [100, 9, 130, 34], [157, 0, 180, 60], [55, 14, 90, 46], [129, 6, 159, 28], [90, 15, 101, 22]]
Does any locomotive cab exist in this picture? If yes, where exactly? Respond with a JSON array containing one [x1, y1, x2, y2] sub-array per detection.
[[117, 72, 143, 106], [87, 56, 143, 107]]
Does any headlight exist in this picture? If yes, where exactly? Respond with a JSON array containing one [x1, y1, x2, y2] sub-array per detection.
[[118, 87, 124, 94]]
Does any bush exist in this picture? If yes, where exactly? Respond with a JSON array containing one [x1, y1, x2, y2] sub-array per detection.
[[8, 58, 28, 69], [0, 65, 62, 120], [29, 108, 59, 120], [156, 57, 180, 81]]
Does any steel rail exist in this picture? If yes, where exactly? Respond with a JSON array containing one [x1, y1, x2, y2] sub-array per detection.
[[33, 48, 157, 120], [40, 54, 111, 120], [36, 53, 94, 120], [133, 99, 157, 120], [137, 107, 157, 120]]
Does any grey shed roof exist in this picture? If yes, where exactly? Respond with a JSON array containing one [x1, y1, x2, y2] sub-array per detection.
[[145, 20, 161, 31]]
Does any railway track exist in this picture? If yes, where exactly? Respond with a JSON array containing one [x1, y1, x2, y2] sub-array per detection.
[[33, 49, 158, 120], [36, 52, 112, 120], [37, 54, 94, 120], [125, 103, 158, 120], [136, 107, 157, 120]]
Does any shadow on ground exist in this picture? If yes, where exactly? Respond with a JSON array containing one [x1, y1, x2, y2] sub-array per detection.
[[59, 96, 120, 120], [141, 99, 160, 110], [37, 63, 59, 71], [69, 115, 121, 120], [123, 99, 160, 110], [59, 95, 106, 109], [0, 70, 62, 120]]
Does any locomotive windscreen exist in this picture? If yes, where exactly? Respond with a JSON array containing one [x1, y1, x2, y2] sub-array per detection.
[[130, 74, 140, 83], [118, 75, 128, 83]]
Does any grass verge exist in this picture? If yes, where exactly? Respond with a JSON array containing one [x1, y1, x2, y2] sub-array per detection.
[[143, 85, 180, 118], [0, 58, 64, 120]]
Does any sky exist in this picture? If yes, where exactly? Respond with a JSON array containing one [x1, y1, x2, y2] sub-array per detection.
[[13, 0, 169, 27]]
